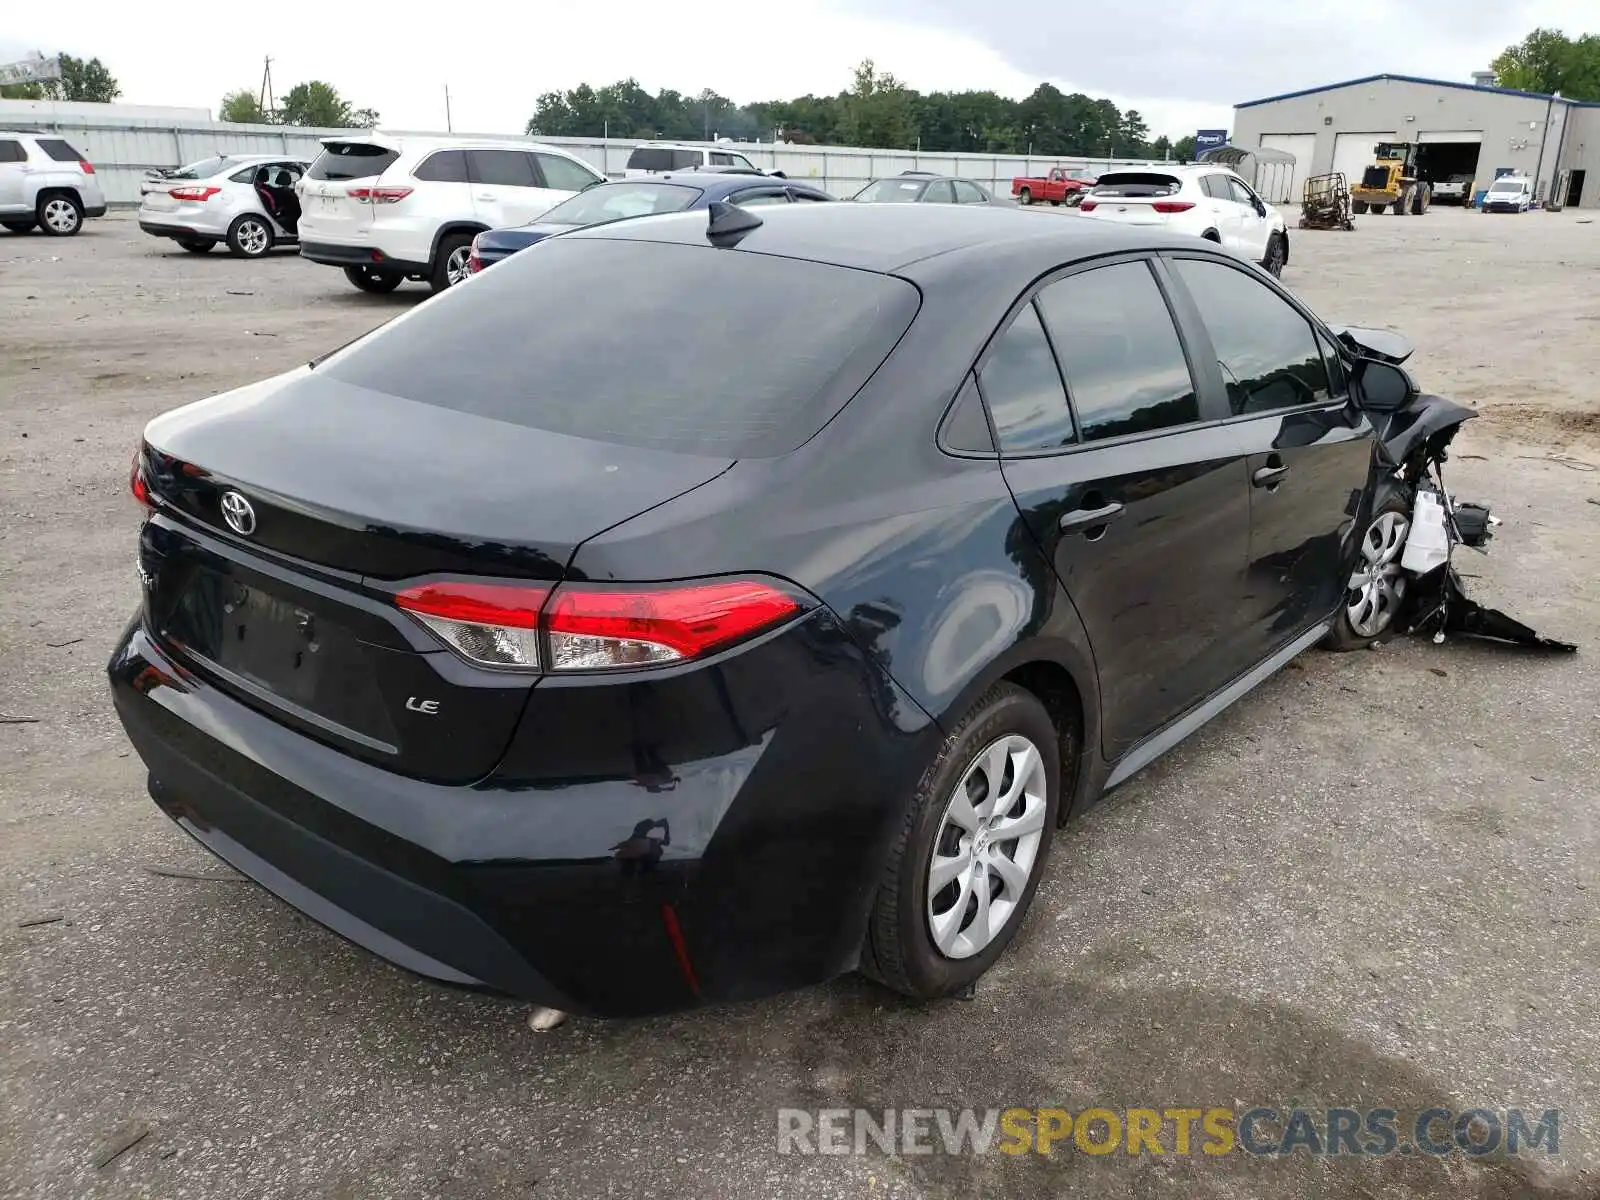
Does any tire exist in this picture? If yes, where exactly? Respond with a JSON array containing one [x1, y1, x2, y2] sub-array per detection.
[[2, 218, 36, 233], [430, 231, 477, 293], [1017, 188, 1032, 206], [1262, 232, 1287, 278], [862, 682, 1062, 1000], [344, 265, 403, 293], [179, 239, 215, 253], [226, 214, 273, 258], [36, 192, 83, 236], [1324, 492, 1413, 651], [1351, 200, 1368, 214], [1392, 197, 1406, 215]]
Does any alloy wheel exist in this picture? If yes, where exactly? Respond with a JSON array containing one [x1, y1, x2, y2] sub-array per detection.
[[445, 245, 472, 286], [1346, 510, 1411, 638], [42, 198, 79, 234], [236, 219, 269, 256], [1265, 238, 1285, 277], [926, 734, 1049, 960]]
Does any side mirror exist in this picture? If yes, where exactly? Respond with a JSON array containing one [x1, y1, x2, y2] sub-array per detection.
[[1353, 358, 1417, 412]]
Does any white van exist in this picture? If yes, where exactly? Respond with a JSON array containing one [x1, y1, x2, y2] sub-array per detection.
[[624, 142, 760, 177], [1482, 175, 1533, 213]]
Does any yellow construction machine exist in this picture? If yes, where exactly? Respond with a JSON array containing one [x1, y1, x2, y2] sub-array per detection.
[[1350, 142, 1432, 215]]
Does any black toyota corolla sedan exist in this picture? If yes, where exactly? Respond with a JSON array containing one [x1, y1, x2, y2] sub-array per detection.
[[111, 202, 1428, 1017]]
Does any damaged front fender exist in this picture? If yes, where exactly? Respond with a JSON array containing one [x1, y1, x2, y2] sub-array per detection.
[[1378, 393, 1479, 473]]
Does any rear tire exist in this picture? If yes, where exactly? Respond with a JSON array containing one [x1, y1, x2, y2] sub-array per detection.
[[36, 192, 83, 236], [1017, 188, 1032, 206], [430, 232, 476, 293], [1351, 200, 1368, 215], [861, 682, 1062, 1000], [226, 214, 273, 258], [179, 239, 215, 253], [1324, 492, 1413, 651], [344, 265, 403, 293], [2, 218, 36, 233]]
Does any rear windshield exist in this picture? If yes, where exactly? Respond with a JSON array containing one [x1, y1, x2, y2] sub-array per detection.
[[309, 143, 400, 181], [1091, 172, 1182, 197], [853, 178, 928, 203], [36, 138, 84, 162], [164, 156, 234, 180], [320, 237, 920, 457], [538, 183, 700, 226]]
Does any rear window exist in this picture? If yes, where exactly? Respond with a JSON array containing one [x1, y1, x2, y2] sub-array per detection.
[[538, 183, 700, 226], [165, 155, 234, 180], [854, 178, 928, 203], [1092, 172, 1181, 198], [321, 238, 920, 457], [308, 143, 400, 181], [36, 138, 85, 162], [628, 147, 699, 172]]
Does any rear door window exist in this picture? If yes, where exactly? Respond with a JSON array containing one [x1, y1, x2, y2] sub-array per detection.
[[980, 304, 1075, 452], [413, 150, 469, 182], [309, 143, 400, 180], [0, 140, 26, 163], [1171, 257, 1331, 415], [320, 237, 920, 458], [626, 147, 675, 172], [36, 138, 84, 162], [533, 151, 600, 192], [467, 149, 536, 187], [1036, 261, 1200, 442]]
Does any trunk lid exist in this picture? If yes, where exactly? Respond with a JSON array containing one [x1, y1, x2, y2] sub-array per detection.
[[138, 368, 733, 783], [298, 139, 400, 240]]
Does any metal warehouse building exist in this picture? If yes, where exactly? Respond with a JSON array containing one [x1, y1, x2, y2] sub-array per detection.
[[1232, 73, 1600, 209]]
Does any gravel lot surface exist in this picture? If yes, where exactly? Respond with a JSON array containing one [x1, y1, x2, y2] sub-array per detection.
[[2, 208, 1597, 1199]]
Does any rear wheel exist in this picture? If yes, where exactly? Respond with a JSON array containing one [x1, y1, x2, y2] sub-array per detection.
[[344, 265, 403, 293], [862, 682, 1062, 999], [179, 239, 215, 253], [2, 218, 36, 233], [227, 214, 273, 258], [37, 192, 83, 236], [430, 232, 476, 292], [1017, 188, 1032, 206], [1351, 200, 1368, 214], [1325, 494, 1412, 650]]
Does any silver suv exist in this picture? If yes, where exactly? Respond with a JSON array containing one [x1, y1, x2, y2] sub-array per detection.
[[0, 131, 108, 236]]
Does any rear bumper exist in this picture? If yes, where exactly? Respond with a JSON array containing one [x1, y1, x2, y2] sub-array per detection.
[[140, 219, 218, 241], [109, 611, 936, 1016], [299, 240, 429, 274], [84, 202, 108, 218]]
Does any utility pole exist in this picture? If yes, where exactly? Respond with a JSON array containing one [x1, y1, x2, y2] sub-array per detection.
[[258, 56, 275, 118], [444, 84, 453, 132]]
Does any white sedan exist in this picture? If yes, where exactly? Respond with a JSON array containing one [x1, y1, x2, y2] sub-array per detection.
[[137, 155, 308, 257]]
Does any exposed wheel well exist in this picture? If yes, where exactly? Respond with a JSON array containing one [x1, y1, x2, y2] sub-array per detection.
[[36, 186, 82, 206], [1002, 661, 1085, 822]]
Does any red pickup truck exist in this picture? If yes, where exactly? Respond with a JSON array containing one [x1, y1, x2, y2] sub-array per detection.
[[1011, 167, 1097, 206]]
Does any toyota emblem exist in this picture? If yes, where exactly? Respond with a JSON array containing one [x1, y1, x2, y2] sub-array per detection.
[[220, 490, 257, 536]]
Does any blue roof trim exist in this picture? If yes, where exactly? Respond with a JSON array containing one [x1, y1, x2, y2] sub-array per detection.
[[1236, 73, 1593, 109]]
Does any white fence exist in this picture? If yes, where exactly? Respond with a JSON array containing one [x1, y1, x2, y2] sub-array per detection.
[[1, 99, 1162, 205]]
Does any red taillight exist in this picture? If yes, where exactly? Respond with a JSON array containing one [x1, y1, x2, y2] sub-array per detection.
[[468, 233, 484, 274], [1078, 200, 1098, 211], [396, 582, 550, 669], [1152, 201, 1196, 214], [393, 577, 804, 672], [347, 186, 413, 205], [169, 186, 220, 201], [79, 160, 95, 175], [544, 580, 801, 669], [130, 448, 151, 508]]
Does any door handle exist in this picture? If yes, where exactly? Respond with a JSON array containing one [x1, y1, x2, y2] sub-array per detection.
[[1252, 464, 1290, 489], [475, 192, 495, 201], [1058, 501, 1125, 533]]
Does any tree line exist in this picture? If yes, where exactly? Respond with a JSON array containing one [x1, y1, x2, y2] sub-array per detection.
[[217, 82, 379, 128], [528, 61, 1198, 161], [1491, 28, 1600, 100]]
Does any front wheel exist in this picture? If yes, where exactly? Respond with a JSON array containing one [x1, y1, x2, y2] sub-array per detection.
[[1262, 232, 1287, 277], [862, 682, 1062, 999], [1324, 494, 1412, 650], [343, 265, 403, 293], [431, 232, 476, 293], [1352, 200, 1368, 214]]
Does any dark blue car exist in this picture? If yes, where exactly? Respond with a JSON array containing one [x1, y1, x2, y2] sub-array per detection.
[[468, 172, 834, 272]]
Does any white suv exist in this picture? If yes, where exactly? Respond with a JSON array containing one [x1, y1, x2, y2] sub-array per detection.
[[624, 142, 761, 177], [1078, 165, 1289, 276], [0, 130, 108, 236], [297, 135, 605, 293]]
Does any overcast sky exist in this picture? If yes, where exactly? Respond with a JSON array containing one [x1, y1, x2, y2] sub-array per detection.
[[3, 0, 1593, 140]]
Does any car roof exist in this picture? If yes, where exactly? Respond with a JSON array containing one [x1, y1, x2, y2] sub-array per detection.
[[562, 200, 1199, 278], [871, 173, 979, 185], [319, 134, 585, 157], [1101, 163, 1235, 177]]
